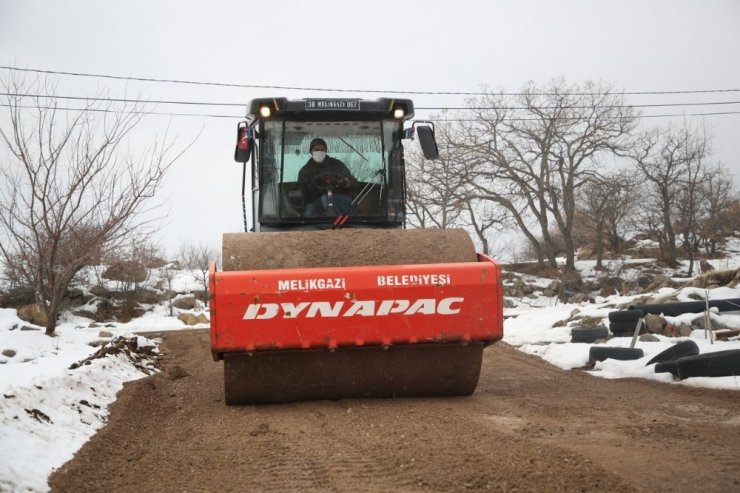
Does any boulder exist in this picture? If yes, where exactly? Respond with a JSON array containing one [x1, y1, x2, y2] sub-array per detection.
[[102, 260, 148, 283], [644, 313, 665, 334], [558, 270, 584, 301], [569, 293, 593, 304], [678, 323, 693, 337], [639, 334, 660, 342], [89, 285, 111, 298], [2, 349, 17, 358], [196, 313, 209, 324], [699, 259, 715, 273], [600, 286, 617, 297], [178, 313, 199, 326], [17, 303, 48, 327], [173, 296, 198, 310]]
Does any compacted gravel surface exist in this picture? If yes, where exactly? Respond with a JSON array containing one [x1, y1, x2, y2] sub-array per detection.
[[50, 329, 740, 492]]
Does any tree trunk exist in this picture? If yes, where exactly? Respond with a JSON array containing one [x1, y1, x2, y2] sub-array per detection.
[[662, 195, 678, 268], [595, 221, 605, 270]]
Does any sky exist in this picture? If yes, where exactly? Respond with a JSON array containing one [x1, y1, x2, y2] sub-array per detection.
[[0, 0, 739, 256], [2, 248, 740, 491]]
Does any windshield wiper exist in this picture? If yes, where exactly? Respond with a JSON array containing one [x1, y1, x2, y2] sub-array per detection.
[[338, 137, 369, 163]]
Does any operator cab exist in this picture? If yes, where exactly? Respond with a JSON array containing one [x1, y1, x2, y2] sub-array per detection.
[[234, 97, 438, 232]]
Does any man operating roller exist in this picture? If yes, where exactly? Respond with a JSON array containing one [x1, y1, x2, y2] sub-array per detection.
[[298, 137, 356, 217]]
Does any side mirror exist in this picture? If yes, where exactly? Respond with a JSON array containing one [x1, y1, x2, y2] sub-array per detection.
[[234, 121, 252, 163], [413, 122, 439, 160]]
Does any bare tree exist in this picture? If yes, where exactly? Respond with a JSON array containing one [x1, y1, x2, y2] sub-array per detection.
[[452, 78, 637, 270], [632, 121, 707, 268], [696, 165, 737, 254], [404, 119, 467, 229], [458, 200, 508, 256], [0, 75, 183, 335], [178, 241, 220, 300], [673, 121, 710, 275], [577, 171, 638, 269]]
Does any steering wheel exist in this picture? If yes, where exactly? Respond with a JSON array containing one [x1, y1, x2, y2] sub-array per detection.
[[310, 172, 350, 192]]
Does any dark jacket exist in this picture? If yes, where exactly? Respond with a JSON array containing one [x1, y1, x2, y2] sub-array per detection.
[[297, 156, 356, 203]]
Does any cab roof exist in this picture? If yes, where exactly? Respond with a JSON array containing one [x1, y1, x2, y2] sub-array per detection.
[[246, 97, 415, 122]]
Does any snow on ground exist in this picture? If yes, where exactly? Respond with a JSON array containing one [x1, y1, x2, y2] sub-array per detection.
[[503, 284, 740, 390], [0, 310, 176, 492], [1, 258, 739, 491]]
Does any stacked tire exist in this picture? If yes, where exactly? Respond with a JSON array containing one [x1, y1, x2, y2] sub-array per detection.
[[571, 325, 609, 343], [608, 309, 645, 337]]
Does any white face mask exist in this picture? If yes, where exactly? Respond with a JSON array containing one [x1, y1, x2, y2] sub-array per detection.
[[312, 151, 326, 163]]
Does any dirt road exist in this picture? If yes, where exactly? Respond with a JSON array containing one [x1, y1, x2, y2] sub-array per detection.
[[50, 329, 740, 492]]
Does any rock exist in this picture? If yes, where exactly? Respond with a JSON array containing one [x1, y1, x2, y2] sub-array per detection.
[[178, 313, 199, 326], [506, 287, 521, 297], [678, 323, 693, 337], [663, 324, 678, 337], [548, 280, 560, 292], [637, 275, 653, 289], [19, 325, 40, 331], [89, 285, 111, 298], [2, 349, 16, 358], [639, 334, 660, 342], [102, 260, 148, 283], [17, 304, 48, 327], [699, 259, 715, 273], [558, 270, 583, 301], [692, 316, 732, 332], [647, 275, 674, 291], [196, 313, 209, 324], [173, 296, 198, 310], [569, 293, 593, 304], [98, 330, 114, 338], [503, 298, 516, 308], [542, 288, 556, 297], [570, 308, 581, 318], [66, 288, 86, 302], [644, 314, 665, 334], [600, 286, 617, 297]]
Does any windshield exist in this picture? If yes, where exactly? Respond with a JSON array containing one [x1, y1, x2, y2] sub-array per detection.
[[259, 120, 400, 220], [281, 121, 387, 182]]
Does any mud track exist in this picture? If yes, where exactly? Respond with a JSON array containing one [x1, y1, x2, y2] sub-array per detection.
[[50, 329, 740, 492]]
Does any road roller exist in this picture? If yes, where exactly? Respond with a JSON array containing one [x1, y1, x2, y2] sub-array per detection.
[[209, 97, 503, 404]]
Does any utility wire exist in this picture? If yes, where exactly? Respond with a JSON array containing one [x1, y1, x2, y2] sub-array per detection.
[[3, 103, 739, 121], [0, 103, 234, 118], [2, 64, 740, 97], [2, 91, 740, 111]]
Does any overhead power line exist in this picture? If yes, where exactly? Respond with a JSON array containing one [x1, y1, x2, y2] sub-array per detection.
[[2, 64, 740, 97], [2, 91, 740, 112], [3, 102, 739, 121]]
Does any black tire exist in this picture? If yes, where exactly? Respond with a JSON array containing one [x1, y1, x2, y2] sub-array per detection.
[[571, 325, 609, 343], [589, 346, 645, 363], [654, 349, 740, 380], [608, 309, 644, 323], [609, 321, 638, 331], [609, 321, 645, 336], [629, 298, 740, 317], [645, 340, 700, 366]]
